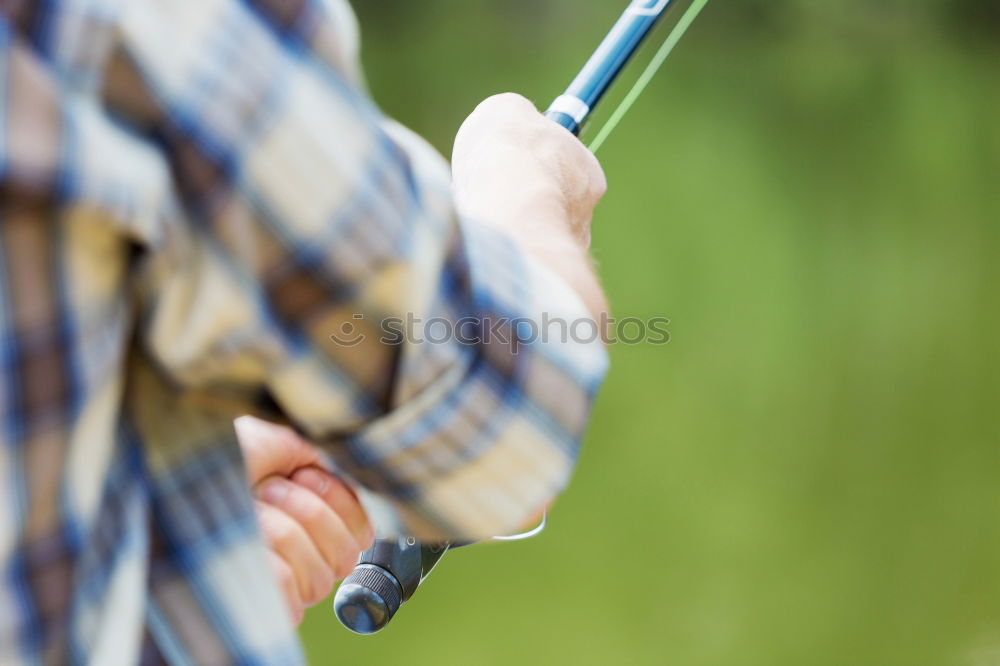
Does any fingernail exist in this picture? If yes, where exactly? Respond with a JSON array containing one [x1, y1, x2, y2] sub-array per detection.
[[258, 479, 290, 504], [295, 467, 331, 496]]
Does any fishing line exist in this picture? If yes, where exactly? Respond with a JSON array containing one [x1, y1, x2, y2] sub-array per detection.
[[588, 0, 711, 154]]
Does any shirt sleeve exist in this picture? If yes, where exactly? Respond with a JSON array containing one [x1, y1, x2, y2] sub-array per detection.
[[109, 0, 608, 539]]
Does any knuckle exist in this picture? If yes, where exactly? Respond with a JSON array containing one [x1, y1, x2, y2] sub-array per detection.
[[592, 170, 608, 200], [588, 151, 607, 187], [290, 467, 331, 497]]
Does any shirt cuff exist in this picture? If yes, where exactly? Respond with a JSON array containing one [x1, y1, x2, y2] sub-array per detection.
[[334, 220, 609, 540]]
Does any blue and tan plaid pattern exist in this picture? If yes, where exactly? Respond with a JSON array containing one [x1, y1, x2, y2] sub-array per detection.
[[0, 0, 607, 663]]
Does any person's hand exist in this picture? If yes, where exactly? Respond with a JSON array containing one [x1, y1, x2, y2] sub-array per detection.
[[452, 93, 606, 247], [235, 416, 375, 625], [452, 93, 609, 320]]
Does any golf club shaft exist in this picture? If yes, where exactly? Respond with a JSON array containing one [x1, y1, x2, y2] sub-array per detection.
[[545, 0, 673, 135]]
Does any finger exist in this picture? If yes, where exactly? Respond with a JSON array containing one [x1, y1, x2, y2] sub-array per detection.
[[235, 416, 321, 484], [258, 475, 364, 580], [291, 467, 376, 551], [267, 550, 305, 626], [255, 499, 336, 606]]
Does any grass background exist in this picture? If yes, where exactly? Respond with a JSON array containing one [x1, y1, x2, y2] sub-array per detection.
[[301, 2, 1000, 664]]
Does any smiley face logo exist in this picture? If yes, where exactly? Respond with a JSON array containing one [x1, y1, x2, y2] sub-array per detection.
[[330, 314, 366, 347]]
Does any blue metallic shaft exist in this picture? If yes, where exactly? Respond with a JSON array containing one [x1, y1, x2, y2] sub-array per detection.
[[545, 0, 673, 135]]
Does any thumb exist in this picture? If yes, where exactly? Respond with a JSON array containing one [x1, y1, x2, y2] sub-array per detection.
[[235, 415, 322, 485]]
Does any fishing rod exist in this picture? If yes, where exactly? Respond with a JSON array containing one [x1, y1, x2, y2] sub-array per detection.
[[545, 0, 674, 137], [333, 519, 547, 634], [333, 0, 709, 635]]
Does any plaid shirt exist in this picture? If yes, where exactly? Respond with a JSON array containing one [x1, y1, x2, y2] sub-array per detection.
[[0, 0, 607, 663]]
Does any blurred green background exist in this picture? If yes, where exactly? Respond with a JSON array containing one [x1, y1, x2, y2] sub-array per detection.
[[301, 1, 1000, 664]]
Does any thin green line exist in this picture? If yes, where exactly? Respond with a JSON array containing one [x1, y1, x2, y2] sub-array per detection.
[[588, 0, 711, 154]]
